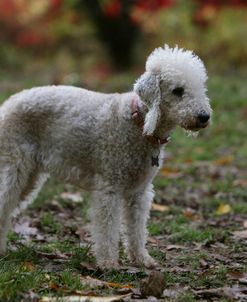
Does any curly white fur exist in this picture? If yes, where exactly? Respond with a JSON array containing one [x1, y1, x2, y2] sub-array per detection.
[[0, 45, 212, 268]]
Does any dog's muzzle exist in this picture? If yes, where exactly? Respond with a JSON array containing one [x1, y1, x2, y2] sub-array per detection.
[[184, 111, 211, 131], [197, 112, 210, 124], [195, 111, 210, 129]]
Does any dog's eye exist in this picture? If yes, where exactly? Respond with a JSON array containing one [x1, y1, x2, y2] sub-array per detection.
[[172, 87, 184, 97]]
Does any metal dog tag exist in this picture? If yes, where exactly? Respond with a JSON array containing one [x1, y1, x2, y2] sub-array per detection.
[[151, 156, 159, 167]]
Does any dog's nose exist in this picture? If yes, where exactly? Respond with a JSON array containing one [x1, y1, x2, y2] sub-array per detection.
[[197, 112, 210, 124]]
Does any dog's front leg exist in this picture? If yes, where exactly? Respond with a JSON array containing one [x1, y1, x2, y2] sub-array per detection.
[[123, 184, 157, 268], [89, 187, 122, 269]]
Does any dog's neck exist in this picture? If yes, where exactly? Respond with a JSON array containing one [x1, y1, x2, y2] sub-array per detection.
[[131, 96, 173, 145], [154, 115, 175, 139]]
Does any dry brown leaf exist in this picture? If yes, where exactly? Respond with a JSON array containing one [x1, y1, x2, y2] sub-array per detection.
[[163, 286, 189, 299], [216, 203, 232, 215], [240, 277, 247, 285], [80, 261, 97, 271], [228, 271, 247, 284], [40, 293, 131, 302], [36, 251, 70, 260], [232, 230, 247, 240], [80, 276, 105, 288], [152, 203, 169, 212], [23, 261, 35, 272], [228, 271, 245, 279], [79, 276, 132, 289], [13, 220, 38, 239], [166, 245, 186, 251], [193, 286, 247, 300], [194, 147, 205, 154], [233, 179, 247, 187], [76, 226, 89, 242], [49, 282, 60, 290], [159, 167, 182, 178], [147, 236, 157, 244], [214, 155, 234, 166], [182, 208, 200, 221], [120, 266, 143, 274], [60, 192, 83, 203], [106, 282, 132, 289], [199, 258, 209, 268]]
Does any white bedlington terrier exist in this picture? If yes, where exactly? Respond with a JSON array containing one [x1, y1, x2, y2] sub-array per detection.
[[0, 45, 212, 268]]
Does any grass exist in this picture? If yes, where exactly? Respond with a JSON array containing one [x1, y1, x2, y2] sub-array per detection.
[[0, 72, 247, 301]]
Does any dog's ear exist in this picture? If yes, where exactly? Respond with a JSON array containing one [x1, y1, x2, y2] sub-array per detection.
[[134, 72, 161, 135]]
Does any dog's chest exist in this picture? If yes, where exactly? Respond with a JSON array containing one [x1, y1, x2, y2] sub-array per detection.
[[125, 146, 162, 188], [101, 136, 162, 188]]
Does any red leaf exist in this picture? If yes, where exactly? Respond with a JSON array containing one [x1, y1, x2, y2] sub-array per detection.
[[135, 0, 175, 11], [103, 0, 121, 18]]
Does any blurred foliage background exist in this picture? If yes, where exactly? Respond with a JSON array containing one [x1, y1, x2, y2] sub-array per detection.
[[0, 0, 247, 94]]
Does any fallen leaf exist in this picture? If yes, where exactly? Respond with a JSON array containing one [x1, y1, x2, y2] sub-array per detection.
[[35, 251, 70, 260], [166, 245, 186, 251], [60, 192, 83, 203], [13, 220, 38, 239], [106, 282, 132, 289], [193, 286, 247, 300], [212, 253, 229, 263], [243, 221, 247, 228], [214, 155, 234, 166], [120, 266, 144, 274], [194, 147, 205, 154], [147, 236, 157, 244], [159, 167, 182, 178], [76, 226, 89, 242], [240, 277, 247, 285], [182, 208, 200, 221], [228, 271, 247, 284], [23, 261, 35, 272], [72, 290, 99, 296], [79, 276, 105, 288], [228, 271, 244, 279], [79, 276, 132, 289], [216, 203, 232, 215], [168, 266, 191, 273], [21, 290, 40, 301], [40, 293, 131, 302], [163, 285, 189, 299], [49, 282, 60, 290], [232, 230, 247, 240], [199, 258, 209, 268], [80, 261, 98, 272], [233, 179, 247, 187], [152, 203, 170, 212], [184, 158, 193, 164]]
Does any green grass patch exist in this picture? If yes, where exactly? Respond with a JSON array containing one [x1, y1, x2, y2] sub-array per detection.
[[41, 213, 62, 234], [164, 264, 228, 289], [170, 227, 215, 243]]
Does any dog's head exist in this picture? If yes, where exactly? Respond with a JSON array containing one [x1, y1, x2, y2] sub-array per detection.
[[134, 45, 212, 135]]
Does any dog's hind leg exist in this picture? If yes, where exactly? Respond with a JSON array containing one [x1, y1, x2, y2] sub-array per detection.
[[89, 183, 122, 269], [0, 158, 43, 254], [12, 172, 49, 217], [123, 183, 157, 268], [0, 163, 26, 253]]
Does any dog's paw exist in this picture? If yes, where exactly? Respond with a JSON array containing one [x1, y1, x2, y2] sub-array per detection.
[[97, 259, 120, 270], [131, 254, 159, 269], [142, 255, 159, 269]]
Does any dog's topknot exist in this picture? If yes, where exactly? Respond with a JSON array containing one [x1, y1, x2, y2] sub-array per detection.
[[145, 45, 208, 84]]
